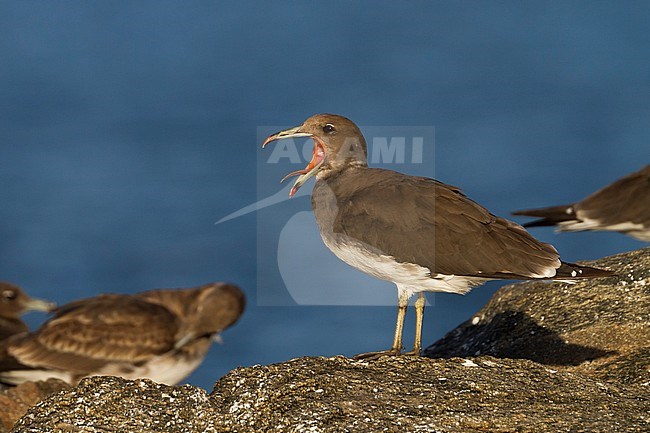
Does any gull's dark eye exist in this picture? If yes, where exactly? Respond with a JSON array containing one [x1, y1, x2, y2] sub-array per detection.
[[323, 124, 335, 134], [2, 290, 16, 300]]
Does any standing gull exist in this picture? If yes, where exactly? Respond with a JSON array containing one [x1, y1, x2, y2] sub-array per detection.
[[0, 281, 54, 341], [513, 165, 650, 241], [0, 282, 244, 385], [262, 113, 614, 358]]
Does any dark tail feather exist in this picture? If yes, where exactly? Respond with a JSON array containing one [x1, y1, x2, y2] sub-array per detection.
[[512, 204, 577, 228], [554, 261, 616, 279]]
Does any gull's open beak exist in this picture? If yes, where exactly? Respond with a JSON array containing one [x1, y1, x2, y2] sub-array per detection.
[[263, 126, 326, 198], [262, 126, 311, 148]]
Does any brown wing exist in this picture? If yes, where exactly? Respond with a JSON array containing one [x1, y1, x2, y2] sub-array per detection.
[[578, 165, 650, 226], [328, 168, 560, 279], [5, 294, 179, 374]]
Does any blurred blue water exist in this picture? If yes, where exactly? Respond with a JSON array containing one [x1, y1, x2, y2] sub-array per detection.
[[1, 1, 648, 390]]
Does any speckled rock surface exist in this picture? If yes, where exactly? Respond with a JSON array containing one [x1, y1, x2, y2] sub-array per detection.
[[14, 356, 647, 433], [210, 355, 648, 432], [11, 376, 218, 433], [424, 247, 650, 385], [0, 379, 70, 432]]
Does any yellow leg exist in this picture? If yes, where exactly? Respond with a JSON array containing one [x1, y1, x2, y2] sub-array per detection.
[[390, 290, 409, 352], [405, 293, 425, 356], [354, 291, 409, 360]]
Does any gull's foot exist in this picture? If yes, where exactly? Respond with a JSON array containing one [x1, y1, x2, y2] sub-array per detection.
[[353, 348, 402, 361], [402, 348, 422, 357]]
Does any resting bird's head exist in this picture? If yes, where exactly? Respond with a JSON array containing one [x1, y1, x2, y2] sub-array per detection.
[[0, 281, 55, 319]]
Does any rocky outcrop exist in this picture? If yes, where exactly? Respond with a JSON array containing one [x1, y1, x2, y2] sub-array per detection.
[[424, 247, 649, 386], [11, 377, 218, 433], [211, 355, 648, 432], [9, 356, 649, 433], [7, 248, 650, 432]]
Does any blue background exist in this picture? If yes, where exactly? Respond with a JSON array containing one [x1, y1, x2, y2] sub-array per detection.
[[1, 1, 648, 389]]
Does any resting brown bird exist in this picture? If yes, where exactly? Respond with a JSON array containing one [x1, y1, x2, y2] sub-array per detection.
[[513, 165, 650, 241], [262, 113, 614, 359], [0, 282, 245, 385], [0, 281, 55, 341]]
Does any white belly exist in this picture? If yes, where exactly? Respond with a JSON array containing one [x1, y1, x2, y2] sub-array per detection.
[[320, 231, 488, 297], [96, 353, 206, 385]]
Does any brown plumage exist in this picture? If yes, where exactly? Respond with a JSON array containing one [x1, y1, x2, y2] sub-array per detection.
[[322, 168, 567, 280], [513, 165, 650, 241], [263, 113, 614, 359], [0, 282, 245, 385], [0, 281, 54, 342]]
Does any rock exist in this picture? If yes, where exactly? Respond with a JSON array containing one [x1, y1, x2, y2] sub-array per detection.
[[0, 379, 69, 433], [11, 356, 649, 433], [10, 248, 650, 432], [424, 247, 650, 385], [211, 355, 648, 432], [11, 376, 218, 433]]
